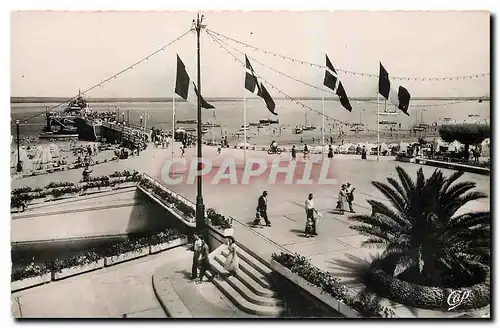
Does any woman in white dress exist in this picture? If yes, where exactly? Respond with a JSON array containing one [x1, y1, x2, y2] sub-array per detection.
[[224, 237, 239, 277], [337, 184, 349, 215]]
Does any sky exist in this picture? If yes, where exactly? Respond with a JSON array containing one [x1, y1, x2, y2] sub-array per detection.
[[10, 11, 490, 98]]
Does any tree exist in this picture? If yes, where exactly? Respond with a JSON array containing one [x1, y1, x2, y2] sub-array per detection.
[[349, 166, 490, 286], [438, 123, 490, 159]]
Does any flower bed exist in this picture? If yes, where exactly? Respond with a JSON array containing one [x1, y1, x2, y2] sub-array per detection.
[[138, 180, 197, 219], [149, 237, 187, 254], [53, 259, 104, 280], [104, 247, 150, 266], [11, 272, 52, 292], [364, 261, 490, 311], [11, 228, 185, 289], [206, 208, 233, 230], [10, 170, 141, 209], [11, 263, 52, 292], [271, 252, 395, 318]]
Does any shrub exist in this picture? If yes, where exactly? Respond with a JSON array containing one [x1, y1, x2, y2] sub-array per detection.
[[206, 208, 233, 229], [272, 252, 395, 318]]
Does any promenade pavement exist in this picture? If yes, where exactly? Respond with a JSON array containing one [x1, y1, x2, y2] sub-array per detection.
[[11, 142, 490, 318]]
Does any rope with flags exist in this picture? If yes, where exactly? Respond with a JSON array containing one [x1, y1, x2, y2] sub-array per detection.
[[22, 29, 192, 123], [207, 30, 337, 97], [207, 30, 488, 110], [207, 28, 490, 82], [208, 30, 384, 134]]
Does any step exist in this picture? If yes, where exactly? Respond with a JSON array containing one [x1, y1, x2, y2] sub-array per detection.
[[205, 271, 283, 317], [220, 250, 272, 289], [214, 254, 276, 297], [232, 245, 273, 277], [210, 258, 281, 307]]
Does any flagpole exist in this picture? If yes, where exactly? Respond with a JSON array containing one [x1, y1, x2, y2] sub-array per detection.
[[322, 91, 325, 160], [243, 57, 247, 163], [377, 92, 380, 162], [172, 65, 176, 161]]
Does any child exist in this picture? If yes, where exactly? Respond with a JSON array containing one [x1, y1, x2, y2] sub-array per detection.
[[304, 218, 314, 238]]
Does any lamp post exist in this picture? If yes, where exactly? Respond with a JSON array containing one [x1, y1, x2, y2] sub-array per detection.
[[194, 14, 207, 238], [16, 120, 22, 172]]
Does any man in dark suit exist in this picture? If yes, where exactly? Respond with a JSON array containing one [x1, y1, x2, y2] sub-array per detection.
[[256, 191, 271, 227]]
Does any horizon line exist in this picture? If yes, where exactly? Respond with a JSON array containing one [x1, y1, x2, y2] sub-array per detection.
[[11, 96, 490, 104]]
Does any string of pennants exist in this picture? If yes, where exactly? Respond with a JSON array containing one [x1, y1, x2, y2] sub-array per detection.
[[207, 30, 383, 134], [207, 29, 490, 82], [23, 29, 193, 123], [207, 30, 487, 109]]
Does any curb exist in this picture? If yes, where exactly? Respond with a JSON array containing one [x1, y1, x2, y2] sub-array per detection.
[[151, 269, 193, 318]]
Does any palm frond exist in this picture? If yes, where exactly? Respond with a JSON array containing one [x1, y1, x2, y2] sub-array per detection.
[[440, 170, 465, 194], [386, 177, 408, 203], [366, 200, 410, 230], [395, 166, 416, 197], [371, 181, 408, 216]]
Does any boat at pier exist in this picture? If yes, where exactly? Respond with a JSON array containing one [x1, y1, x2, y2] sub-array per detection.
[[202, 122, 221, 128], [177, 119, 197, 124], [39, 111, 79, 140], [349, 123, 365, 132], [259, 118, 279, 124]]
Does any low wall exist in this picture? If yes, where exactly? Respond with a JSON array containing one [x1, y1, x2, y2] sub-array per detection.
[[11, 189, 174, 243]]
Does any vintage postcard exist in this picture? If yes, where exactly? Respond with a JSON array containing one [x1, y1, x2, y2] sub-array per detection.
[[10, 10, 490, 319]]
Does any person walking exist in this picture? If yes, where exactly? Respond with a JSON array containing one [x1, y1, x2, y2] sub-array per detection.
[[181, 145, 185, 158], [217, 143, 222, 155], [303, 144, 309, 160], [305, 193, 319, 237], [337, 184, 349, 215], [346, 183, 356, 213], [197, 238, 210, 284], [328, 145, 334, 159], [255, 191, 271, 227], [361, 146, 367, 160], [191, 235, 202, 280], [291, 145, 297, 161], [223, 237, 239, 277]]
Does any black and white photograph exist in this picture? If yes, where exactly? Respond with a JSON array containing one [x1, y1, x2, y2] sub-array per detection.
[[9, 9, 491, 319]]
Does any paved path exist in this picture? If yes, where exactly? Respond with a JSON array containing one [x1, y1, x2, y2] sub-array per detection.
[[11, 248, 190, 318]]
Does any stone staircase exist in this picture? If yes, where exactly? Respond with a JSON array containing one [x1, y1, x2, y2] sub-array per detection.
[[206, 244, 284, 317]]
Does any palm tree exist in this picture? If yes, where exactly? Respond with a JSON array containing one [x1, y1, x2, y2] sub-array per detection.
[[350, 166, 490, 286]]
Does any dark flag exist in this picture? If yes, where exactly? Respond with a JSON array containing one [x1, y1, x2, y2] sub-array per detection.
[[389, 85, 411, 115], [193, 83, 215, 109], [336, 82, 352, 112], [245, 55, 277, 115], [324, 54, 338, 92], [324, 54, 352, 112], [378, 62, 390, 100], [175, 55, 214, 109]]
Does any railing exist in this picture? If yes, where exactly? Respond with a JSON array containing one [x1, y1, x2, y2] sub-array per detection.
[[138, 173, 197, 226], [139, 174, 292, 257], [424, 155, 490, 168]]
